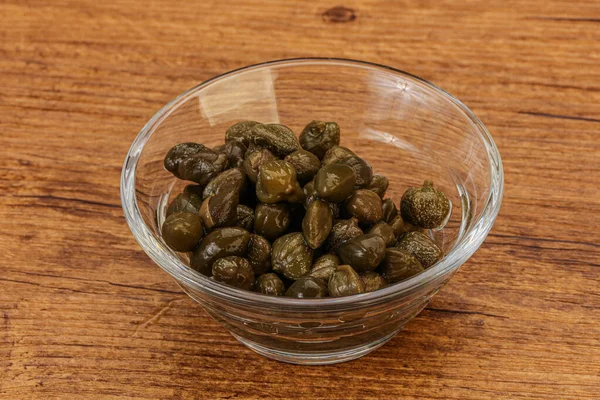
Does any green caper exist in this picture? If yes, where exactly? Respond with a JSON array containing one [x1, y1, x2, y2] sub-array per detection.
[[344, 189, 383, 225], [299, 120, 341, 159], [247, 234, 272, 275], [212, 256, 254, 290], [338, 233, 386, 272], [166, 192, 203, 217], [256, 273, 285, 296], [184, 184, 205, 197], [161, 212, 204, 252], [225, 120, 259, 146], [400, 180, 451, 229], [382, 198, 398, 223], [256, 160, 304, 204], [234, 204, 254, 231], [327, 217, 363, 252], [272, 232, 313, 280], [302, 199, 333, 249], [314, 163, 356, 202], [389, 215, 405, 238], [303, 179, 317, 208], [285, 276, 327, 298], [360, 272, 387, 292], [199, 186, 238, 229], [337, 156, 373, 188], [190, 227, 251, 276], [328, 265, 365, 297], [247, 123, 300, 157], [308, 254, 340, 283], [243, 147, 277, 184], [215, 141, 248, 169], [254, 203, 291, 241], [165, 143, 227, 185], [366, 174, 389, 198], [202, 168, 247, 200], [321, 146, 356, 166], [284, 150, 321, 184], [395, 231, 443, 268], [367, 222, 396, 247], [379, 248, 424, 283], [164, 142, 205, 176]]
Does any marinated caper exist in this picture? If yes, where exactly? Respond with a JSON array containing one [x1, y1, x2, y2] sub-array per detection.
[[190, 227, 251, 276], [302, 199, 333, 249], [225, 120, 259, 145], [166, 192, 203, 217], [308, 254, 340, 283], [327, 217, 363, 252], [243, 147, 277, 184], [314, 163, 356, 202], [328, 265, 365, 297], [344, 189, 383, 225], [254, 203, 291, 240], [367, 174, 389, 198], [248, 123, 300, 157], [367, 222, 396, 247], [256, 160, 304, 204], [212, 256, 254, 290], [379, 248, 424, 283], [401, 180, 451, 229], [271, 232, 313, 280], [360, 271, 387, 292], [165, 143, 227, 184], [256, 273, 285, 296], [382, 198, 399, 223], [321, 146, 356, 166], [395, 231, 443, 268], [337, 155, 373, 188], [202, 168, 247, 200], [299, 120, 341, 159], [303, 179, 317, 208], [215, 140, 247, 168], [338, 233, 386, 272], [199, 186, 238, 229], [234, 204, 255, 231], [247, 234, 272, 275], [164, 142, 204, 176], [285, 276, 327, 298], [162, 212, 204, 252], [284, 150, 321, 184], [389, 215, 405, 238]]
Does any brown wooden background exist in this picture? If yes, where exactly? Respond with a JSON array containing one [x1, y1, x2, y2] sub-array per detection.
[[1, 0, 599, 398]]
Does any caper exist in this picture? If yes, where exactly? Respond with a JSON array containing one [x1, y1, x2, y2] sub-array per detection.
[[190, 227, 251, 276], [215, 140, 247, 168], [360, 272, 387, 292], [272, 232, 313, 280], [184, 184, 205, 197], [254, 203, 291, 241], [308, 254, 340, 283], [234, 204, 254, 231], [164, 142, 205, 176], [337, 156, 373, 188], [299, 120, 341, 159], [303, 179, 317, 208], [248, 123, 300, 157], [243, 147, 277, 184], [382, 198, 398, 223], [247, 234, 272, 275], [321, 146, 356, 166], [389, 215, 405, 238], [225, 120, 259, 146], [165, 143, 227, 185], [302, 199, 333, 249], [199, 186, 238, 229], [379, 248, 424, 283], [328, 265, 365, 297], [395, 231, 443, 268], [166, 192, 203, 217], [256, 160, 304, 204], [212, 256, 254, 290], [256, 273, 285, 296], [367, 222, 396, 247], [401, 180, 451, 229], [344, 189, 383, 225], [202, 168, 247, 200], [314, 163, 356, 203], [366, 174, 389, 198], [161, 212, 204, 252], [327, 217, 363, 252], [285, 276, 327, 298], [284, 150, 321, 184], [338, 233, 386, 272]]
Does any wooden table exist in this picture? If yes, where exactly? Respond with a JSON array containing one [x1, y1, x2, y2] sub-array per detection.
[[2, 1, 599, 398]]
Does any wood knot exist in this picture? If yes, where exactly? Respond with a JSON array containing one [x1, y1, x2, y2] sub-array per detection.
[[322, 6, 356, 23]]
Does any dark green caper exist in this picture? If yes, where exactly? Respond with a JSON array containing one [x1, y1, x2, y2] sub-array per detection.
[[165, 143, 227, 185], [382, 198, 399, 223], [215, 141, 248, 168], [395, 231, 443, 268], [256, 160, 304, 204], [166, 192, 203, 217], [235, 204, 254, 231], [254, 203, 291, 241], [360, 272, 387, 292], [308, 254, 340, 283], [366, 174, 389, 198], [284, 150, 321, 184], [389, 215, 405, 238], [202, 168, 247, 200], [321, 146, 356, 166], [243, 147, 277, 184], [184, 184, 205, 197], [367, 222, 396, 247], [247, 234, 272, 275], [190, 227, 251, 276], [164, 142, 205, 176], [248, 123, 300, 157], [299, 120, 341, 159], [344, 189, 383, 225], [338, 233, 386, 272], [379, 248, 424, 283], [302, 199, 333, 249], [212, 256, 254, 290], [162, 212, 204, 252], [199, 186, 238, 229], [225, 120, 259, 146], [328, 265, 365, 297], [327, 217, 363, 252], [285, 276, 327, 298], [401, 180, 451, 229], [337, 156, 373, 188], [314, 163, 356, 203], [272, 232, 313, 280], [256, 273, 285, 296]]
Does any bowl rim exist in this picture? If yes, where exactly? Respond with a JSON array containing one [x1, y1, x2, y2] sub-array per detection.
[[121, 57, 504, 311]]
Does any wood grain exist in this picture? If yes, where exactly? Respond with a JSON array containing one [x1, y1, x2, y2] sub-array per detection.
[[1, 0, 599, 398]]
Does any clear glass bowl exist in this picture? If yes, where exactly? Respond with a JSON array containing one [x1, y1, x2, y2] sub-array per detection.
[[121, 58, 503, 365]]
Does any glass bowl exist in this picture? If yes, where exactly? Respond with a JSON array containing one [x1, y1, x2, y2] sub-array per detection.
[[121, 58, 503, 365]]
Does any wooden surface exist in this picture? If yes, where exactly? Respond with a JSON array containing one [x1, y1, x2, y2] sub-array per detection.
[[1, 0, 599, 398]]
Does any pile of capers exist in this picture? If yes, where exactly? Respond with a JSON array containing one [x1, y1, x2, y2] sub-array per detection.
[[162, 120, 451, 298]]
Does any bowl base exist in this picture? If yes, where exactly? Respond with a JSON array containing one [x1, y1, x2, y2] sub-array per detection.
[[231, 329, 401, 365]]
